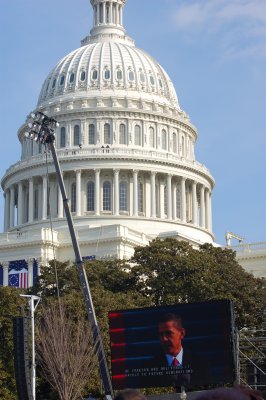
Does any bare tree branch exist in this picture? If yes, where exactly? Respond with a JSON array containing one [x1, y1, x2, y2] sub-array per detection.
[[36, 301, 99, 400]]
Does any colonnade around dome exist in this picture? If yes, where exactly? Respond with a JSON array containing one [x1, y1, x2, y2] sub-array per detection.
[[4, 167, 212, 234]]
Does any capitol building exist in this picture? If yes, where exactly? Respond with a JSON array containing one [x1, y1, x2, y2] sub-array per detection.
[[0, 0, 264, 286]]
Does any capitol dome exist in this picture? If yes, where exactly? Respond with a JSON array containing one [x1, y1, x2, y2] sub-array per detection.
[[0, 0, 215, 279], [38, 39, 179, 111]]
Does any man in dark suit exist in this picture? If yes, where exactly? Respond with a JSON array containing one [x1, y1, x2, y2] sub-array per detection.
[[157, 313, 188, 368]]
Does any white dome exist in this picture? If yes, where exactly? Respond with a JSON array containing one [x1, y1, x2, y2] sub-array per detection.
[[37, 0, 179, 110], [38, 42, 179, 110]]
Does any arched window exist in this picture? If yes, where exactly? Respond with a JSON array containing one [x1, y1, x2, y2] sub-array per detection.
[[59, 75, 65, 86], [74, 125, 80, 146], [104, 123, 111, 144], [116, 69, 123, 80], [139, 71, 145, 83], [71, 183, 76, 213], [52, 78, 56, 88], [119, 181, 128, 211], [128, 70, 135, 81], [103, 181, 111, 211], [182, 136, 185, 156], [87, 181, 95, 211], [173, 132, 177, 153], [164, 185, 167, 215], [92, 70, 98, 80], [176, 186, 181, 219], [134, 125, 141, 146], [149, 127, 155, 148], [34, 189, 38, 220], [80, 71, 86, 81], [88, 124, 95, 145], [119, 123, 126, 145], [150, 75, 155, 85], [60, 127, 66, 148], [161, 129, 167, 150], [138, 182, 144, 213], [69, 73, 75, 83], [104, 69, 111, 80]]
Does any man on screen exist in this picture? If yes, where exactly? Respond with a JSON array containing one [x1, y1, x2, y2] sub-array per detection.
[[157, 313, 187, 367]]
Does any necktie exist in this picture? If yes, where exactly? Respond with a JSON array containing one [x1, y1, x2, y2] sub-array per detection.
[[172, 357, 179, 367]]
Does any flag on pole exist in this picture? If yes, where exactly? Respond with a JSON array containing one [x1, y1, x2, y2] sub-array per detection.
[[8, 260, 28, 289]]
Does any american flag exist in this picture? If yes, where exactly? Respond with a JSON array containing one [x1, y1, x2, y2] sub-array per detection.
[[8, 260, 28, 289]]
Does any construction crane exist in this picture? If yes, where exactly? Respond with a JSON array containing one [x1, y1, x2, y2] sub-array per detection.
[[225, 231, 245, 247]]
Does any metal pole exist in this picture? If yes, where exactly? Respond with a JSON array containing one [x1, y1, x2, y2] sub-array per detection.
[[25, 112, 113, 397], [49, 142, 113, 397], [20, 294, 40, 400]]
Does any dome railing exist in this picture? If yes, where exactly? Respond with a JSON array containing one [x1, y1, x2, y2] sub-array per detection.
[[4, 147, 212, 178]]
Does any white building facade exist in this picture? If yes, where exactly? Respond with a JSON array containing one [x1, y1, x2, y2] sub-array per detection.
[[0, 0, 215, 284]]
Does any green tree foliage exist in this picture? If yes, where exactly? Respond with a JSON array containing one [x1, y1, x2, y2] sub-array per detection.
[[0, 287, 25, 400], [130, 239, 266, 329], [2, 239, 265, 398]]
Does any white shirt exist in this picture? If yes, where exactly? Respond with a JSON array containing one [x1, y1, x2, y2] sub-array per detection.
[[166, 347, 183, 366]]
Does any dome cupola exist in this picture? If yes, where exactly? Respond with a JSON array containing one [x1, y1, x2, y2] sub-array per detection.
[[88, 0, 127, 40]]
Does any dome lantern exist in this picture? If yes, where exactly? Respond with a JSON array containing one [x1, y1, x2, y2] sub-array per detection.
[[88, 0, 127, 40]]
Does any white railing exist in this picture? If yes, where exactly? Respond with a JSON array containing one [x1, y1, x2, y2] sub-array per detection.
[[231, 242, 266, 253], [4, 147, 212, 178]]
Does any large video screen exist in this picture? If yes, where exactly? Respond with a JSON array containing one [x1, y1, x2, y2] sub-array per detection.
[[109, 300, 236, 390]]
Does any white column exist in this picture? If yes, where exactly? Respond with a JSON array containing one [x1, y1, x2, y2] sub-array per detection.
[[120, 4, 123, 25], [181, 177, 186, 222], [28, 178, 34, 223], [119, 5, 122, 25], [200, 185, 206, 228], [192, 181, 198, 225], [58, 173, 63, 218], [17, 182, 23, 226], [97, 3, 100, 24], [133, 170, 138, 217], [172, 184, 177, 220], [151, 171, 156, 218], [103, 1, 106, 23], [209, 191, 213, 232], [3, 262, 9, 286], [114, 3, 118, 24], [9, 185, 15, 228], [4, 190, 10, 231], [110, 1, 113, 23], [205, 189, 211, 231], [167, 174, 172, 220], [95, 169, 100, 215], [42, 175, 47, 220], [28, 258, 34, 288], [114, 169, 120, 216], [76, 170, 81, 217]]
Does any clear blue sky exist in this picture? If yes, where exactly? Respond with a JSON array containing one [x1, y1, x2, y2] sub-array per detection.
[[0, 0, 265, 246]]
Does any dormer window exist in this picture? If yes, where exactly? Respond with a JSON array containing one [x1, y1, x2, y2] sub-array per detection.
[[150, 75, 155, 85], [140, 72, 145, 83], [59, 75, 65, 86], [69, 73, 75, 83], [52, 78, 56, 88], [128, 70, 135, 81], [158, 78, 163, 88], [80, 71, 86, 81], [92, 69, 98, 80], [116, 69, 123, 80], [104, 69, 111, 80]]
